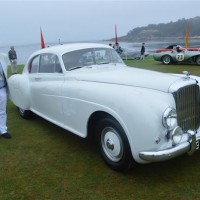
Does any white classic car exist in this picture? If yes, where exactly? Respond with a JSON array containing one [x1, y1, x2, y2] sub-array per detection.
[[7, 43, 200, 172]]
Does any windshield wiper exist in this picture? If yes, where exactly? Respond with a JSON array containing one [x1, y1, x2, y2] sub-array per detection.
[[68, 66, 83, 71], [97, 62, 109, 65]]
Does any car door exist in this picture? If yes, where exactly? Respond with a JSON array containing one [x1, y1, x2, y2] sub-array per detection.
[[28, 53, 65, 124]]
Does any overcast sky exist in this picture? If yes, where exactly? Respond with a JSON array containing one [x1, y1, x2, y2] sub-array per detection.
[[0, 0, 200, 46]]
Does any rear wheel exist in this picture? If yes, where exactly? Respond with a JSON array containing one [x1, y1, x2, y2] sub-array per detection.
[[18, 107, 33, 119], [196, 56, 200, 65], [95, 117, 136, 172], [162, 55, 172, 65]]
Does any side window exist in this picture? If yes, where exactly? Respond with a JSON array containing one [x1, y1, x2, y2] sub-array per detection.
[[29, 55, 40, 73], [39, 54, 62, 73], [39, 54, 54, 73]]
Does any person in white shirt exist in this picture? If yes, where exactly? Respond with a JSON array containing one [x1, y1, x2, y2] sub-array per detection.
[[0, 54, 11, 139]]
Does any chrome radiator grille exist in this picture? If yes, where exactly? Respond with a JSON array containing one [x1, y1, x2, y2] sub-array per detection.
[[173, 84, 200, 131]]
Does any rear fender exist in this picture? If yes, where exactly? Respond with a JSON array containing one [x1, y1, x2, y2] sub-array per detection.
[[7, 74, 30, 110]]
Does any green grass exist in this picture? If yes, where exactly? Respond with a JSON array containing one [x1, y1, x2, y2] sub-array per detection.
[[125, 56, 200, 76], [1, 62, 200, 199]]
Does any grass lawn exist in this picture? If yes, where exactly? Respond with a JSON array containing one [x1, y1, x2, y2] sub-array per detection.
[[1, 61, 200, 200]]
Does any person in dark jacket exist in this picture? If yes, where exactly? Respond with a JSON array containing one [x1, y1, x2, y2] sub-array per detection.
[[8, 46, 17, 74], [140, 43, 145, 60]]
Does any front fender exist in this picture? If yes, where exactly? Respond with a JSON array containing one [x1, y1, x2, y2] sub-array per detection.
[[114, 87, 176, 163], [7, 74, 30, 110]]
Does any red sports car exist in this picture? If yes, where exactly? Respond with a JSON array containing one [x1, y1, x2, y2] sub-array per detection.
[[156, 44, 200, 53]]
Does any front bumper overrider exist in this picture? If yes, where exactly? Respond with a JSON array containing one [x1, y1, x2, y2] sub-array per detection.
[[139, 130, 199, 162]]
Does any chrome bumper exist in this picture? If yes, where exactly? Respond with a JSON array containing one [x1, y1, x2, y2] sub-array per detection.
[[139, 131, 199, 162]]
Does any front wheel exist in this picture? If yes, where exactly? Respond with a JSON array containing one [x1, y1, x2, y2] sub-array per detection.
[[95, 117, 136, 172], [162, 55, 172, 65], [17, 107, 33, 119]]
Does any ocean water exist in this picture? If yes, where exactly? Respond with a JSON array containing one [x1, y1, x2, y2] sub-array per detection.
[[0, 43, 40, 65], [1, 40, 200, 64]]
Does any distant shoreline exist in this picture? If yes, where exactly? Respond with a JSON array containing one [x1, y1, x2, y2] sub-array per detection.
[[120, 37, 200, 43]]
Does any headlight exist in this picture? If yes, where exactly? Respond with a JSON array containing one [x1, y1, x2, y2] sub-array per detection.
[[163, 107, 177, 130]]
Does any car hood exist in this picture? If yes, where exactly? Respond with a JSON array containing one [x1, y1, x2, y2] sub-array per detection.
[[67, 65, 185, 93]]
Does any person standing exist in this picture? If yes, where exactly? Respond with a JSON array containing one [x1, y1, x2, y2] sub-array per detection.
[[115, 43, 123, 55], [0, 53, 11, 139], [8, 46, 17, 74], [140, 43, 145, 60]]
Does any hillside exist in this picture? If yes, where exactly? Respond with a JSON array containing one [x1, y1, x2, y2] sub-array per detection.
[[119, 16, 200, 42]]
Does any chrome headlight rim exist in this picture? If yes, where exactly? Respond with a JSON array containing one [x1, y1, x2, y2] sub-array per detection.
[[163, 107, 177, 130]]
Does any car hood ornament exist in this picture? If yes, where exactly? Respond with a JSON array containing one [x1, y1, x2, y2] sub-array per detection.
[[182, 71, 191, 80]]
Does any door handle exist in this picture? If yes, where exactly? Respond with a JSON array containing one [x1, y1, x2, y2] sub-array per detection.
[[34, 77, 41, 80]]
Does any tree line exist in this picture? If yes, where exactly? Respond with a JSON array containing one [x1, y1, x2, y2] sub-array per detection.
[[119, 16, 200, 42]]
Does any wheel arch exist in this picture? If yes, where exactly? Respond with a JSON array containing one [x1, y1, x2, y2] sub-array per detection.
[[87, 111, 115, 139], [87, 111, 131, 143], [87, 111, 136, 171]]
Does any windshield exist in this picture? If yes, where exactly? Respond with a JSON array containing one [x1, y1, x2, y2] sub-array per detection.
[[62, 48, 124, 71]]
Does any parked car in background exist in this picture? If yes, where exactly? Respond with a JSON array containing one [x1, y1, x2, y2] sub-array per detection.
[[156, 44, 200, 53], [153, 47, 200, 65], [120, 51, 149, 60], [6, 43, 200, 172]]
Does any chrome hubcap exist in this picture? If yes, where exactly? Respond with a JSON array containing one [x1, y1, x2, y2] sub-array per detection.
[[101, 127, 123, 162], [164, 56, 170, 64], [106, 138, 114, 150]]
